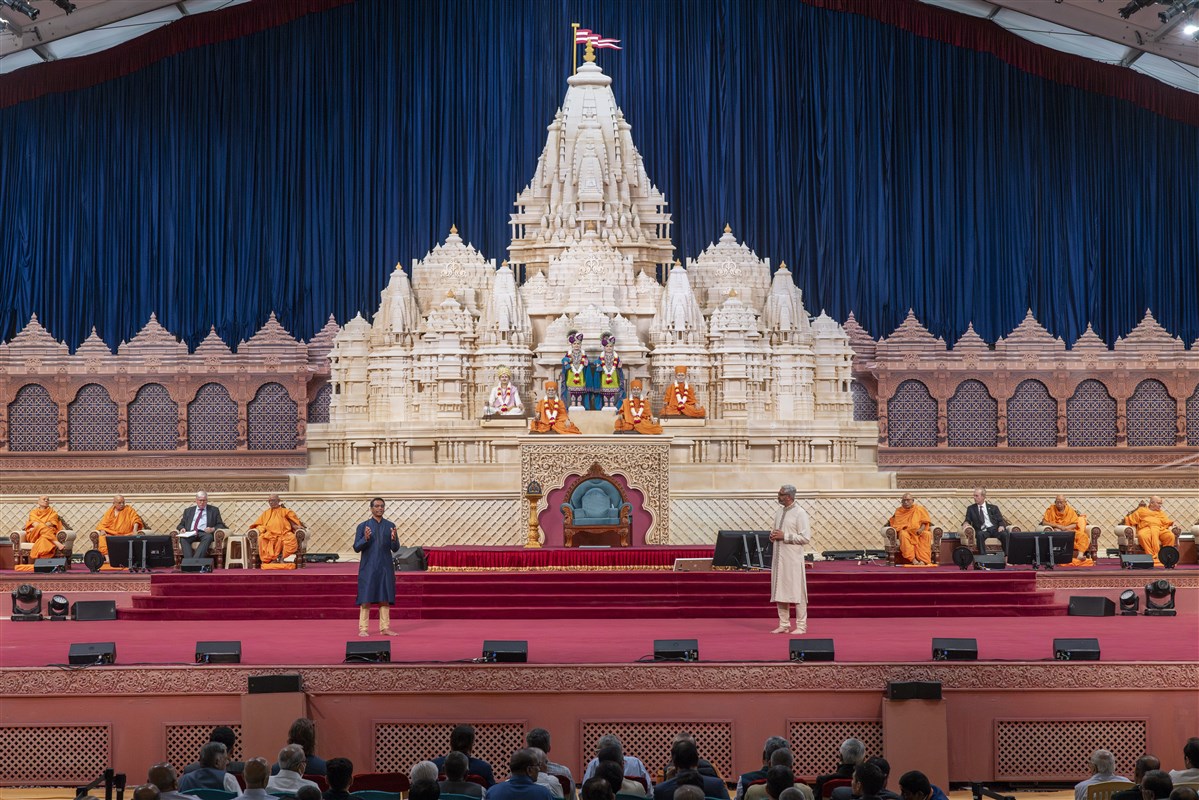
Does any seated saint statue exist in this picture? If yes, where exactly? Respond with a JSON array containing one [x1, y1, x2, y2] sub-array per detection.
[[484, 366, 524, 416], [614, 378, 662, 435], [1042, 495, 1093, 567], [560, 330, 590, 409], [530, 381, 581, 434], [95, 495, 144, 564], [249, 493, 304, 569], [662, 365, 706, 418], [888, 493, 932, 566], [14, 496, 64, 572], [593, 332, 625, 409]]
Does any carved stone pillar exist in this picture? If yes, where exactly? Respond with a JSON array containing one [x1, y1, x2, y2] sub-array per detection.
[[1055, 398, 1067, 446], [996, 396, 1008, 447], [1176, 396, 1187, 446], [1115, 396, 1127, 446]]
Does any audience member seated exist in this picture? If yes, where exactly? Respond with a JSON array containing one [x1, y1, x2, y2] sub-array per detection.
[[766, 765, 798, 800], [897, 771, 948, 800], [888, 494, 933, 566], [488, 749, 556, 800], [1143, 772, 1175, 800], [831, 758, 899, 800], [582, 777, 616, 800], [433, 724, 497, 788], [412, 761, 441, 784], [14, 495, 65, 572], [736, 736, 790, 800], [849, 763, 886, 800], [596, 758, 646, 797], [297, 787, 324, 800], [652, 740, 729, 800], [529, 728, 575, 800], [781, 789, 808, 800], [146, 764, 189, 800], [412, 778, 443, 800], [814, 739, 866, 799], [1075, 750, 1130, 800], [94, 495, 144, 564], [1114, 756, 1163, 800], [1124, 497, 1179, 565], [271, 718, 327, 776], [324, 757, 354, 800], [748, 750, 812, 800], [131, 785, 160, 800], [268, 744, 320, 794], [1172, 790, 1199, 800], [1041, 495, 1093, 566], [532, 748, 566, 798], [234, 758, 273, 800], [178, 741, 240, 794], [662, 732, 722, 783], [185, 727, 245, 775], [176, 491, 225, 560], [582, 735, 653, 789], [250, 493, 305, 569], [441, 751, 486, 799], [1169, 739, 1199, 785], [675, 787, 705, 800]]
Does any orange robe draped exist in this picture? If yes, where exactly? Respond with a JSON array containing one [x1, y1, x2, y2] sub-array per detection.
[[251, 507, 303, 569], [15, 507, 64, 571], [1124, 507, 1177, 564], [1043, 504, 1092, 566], [888, 504, 932, 565], [614, 398, 662, 435], [662, 382, 706, 418], [530, 398, 581, 434], [95, 506, 144, 557]]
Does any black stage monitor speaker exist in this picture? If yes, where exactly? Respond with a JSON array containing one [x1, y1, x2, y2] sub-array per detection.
[[69, 642, 116, 665], [653, 638, 699, 662], [345, 640, 391, 663], [789, 638, 835, 662], [1121, 554, 1155, 570], [482, 640, 528, 663], [34, 557, 68, 573], [71, 600, 117, 621], [195, 641, 242, 664], [247, 674, 302, 694], [886, 680, 943, 700], [1054, 638, 1100, 661], [932, 637, 978, 661], [713, 531, 772, 569], [973, 554, 1006, 570], [1068, 596, 1116, 617], [180, 557, 214, 573], [393, 547, 428, 572]]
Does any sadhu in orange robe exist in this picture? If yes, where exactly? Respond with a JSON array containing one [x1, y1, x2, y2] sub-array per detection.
[[251, 506, 304, 570], [1124, 506, 1177, 565], [1043, 503, 1093, 567], [15, 505, 63, 571], [662, 370, 706, 418], [888, 503, 933, 565], [96, 505, 144, 557], [530, 383, 581, 434], [614, 383, 662, 435]]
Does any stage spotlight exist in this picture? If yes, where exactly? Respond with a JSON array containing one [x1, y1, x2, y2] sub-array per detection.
[[48, 595, 70, 620], [1144, 579, 1176, 616], [0, 0, 39, 21], [952, 547, 974, 570], [52, 0, 77, 12], [1158, 545, 1179, 569], [1118, 589, 1140, 616], [1117, 0, 1155, 18], [11, 584, 43, 621]]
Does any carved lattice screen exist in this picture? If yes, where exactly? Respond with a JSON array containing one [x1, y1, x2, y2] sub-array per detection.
[[0, 724, 111, 785], [995, 720, 1145, 779], [374, 722, 526, 778], [165, 723, 243, 770], [579, 721, 734, 782], [786, 721, 883, 777]]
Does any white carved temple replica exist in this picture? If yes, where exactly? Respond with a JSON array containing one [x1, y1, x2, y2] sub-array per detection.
[[303, 48, 881, 543]]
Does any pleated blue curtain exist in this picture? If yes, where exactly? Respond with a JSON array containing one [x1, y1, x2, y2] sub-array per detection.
[[0, 0, 1195, 351]]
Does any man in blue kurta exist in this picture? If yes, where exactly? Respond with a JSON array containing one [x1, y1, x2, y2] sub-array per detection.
[[354, 497, 400, 637]]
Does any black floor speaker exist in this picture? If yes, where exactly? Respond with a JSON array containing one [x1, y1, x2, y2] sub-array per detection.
[[1054, 638, 1100, 661], [181, 557, 214, 573], [1120, 554, 1155, 569], [71, 600, 117, 621], [247, 673, 302, 694], [69, 642, 116, 665], [345, 640, 391, 663], [34, 557, 68, 573], [932, 637, 978, 661], [973, 554, 1006, 570], [1068, 596, 1115, 617], [195, 641, 242, 664], [653, 639, 699, 662], [789, 638, 835, 662], [393, 547, 428, 571], [886, 680, 943, 700], [482, 640, 529, 663]]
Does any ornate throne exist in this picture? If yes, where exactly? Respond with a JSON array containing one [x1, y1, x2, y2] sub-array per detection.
[[560, 464, 634, 548]]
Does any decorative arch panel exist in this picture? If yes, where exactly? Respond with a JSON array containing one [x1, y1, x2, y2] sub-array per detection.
[[247, 382, 298, 450], [188, 383, 238, 451], [1189, 385, 1199, 447], [307, 383, 332, 424], [8, 384, 59, 452], [68, 383, 119, 451], [1066, 379, 1117, 447], [1006, 380, 1057, 448], [851, 380, 877, 422], [947, 379, 998, 447], [128, 383, 179, 451], [886, 380, 936, 447], [1126, 379, 1176, 447]]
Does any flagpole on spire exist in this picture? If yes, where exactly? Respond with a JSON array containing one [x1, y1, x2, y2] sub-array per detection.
[[571, 22, 580, 75]]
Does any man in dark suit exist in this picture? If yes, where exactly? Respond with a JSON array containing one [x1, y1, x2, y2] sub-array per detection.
[[653, 741, 729, 800], [814, 739, 865, 799], [964, 488, 1011, 556], [176, 491, 225, 559]]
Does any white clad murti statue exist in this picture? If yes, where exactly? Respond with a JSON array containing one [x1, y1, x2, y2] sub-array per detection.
[[485, 366, 524, 416]]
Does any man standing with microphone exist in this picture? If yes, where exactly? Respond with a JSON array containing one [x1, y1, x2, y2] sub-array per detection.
[[769, 485, 812, 635], [354, 498, 401, 637]]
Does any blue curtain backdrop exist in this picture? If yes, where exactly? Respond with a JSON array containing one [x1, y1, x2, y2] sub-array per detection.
[[0, 0, 1196, 351]]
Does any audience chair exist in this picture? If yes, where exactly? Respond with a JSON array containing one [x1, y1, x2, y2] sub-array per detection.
[[821, 779, 851, 799], [625, 775, 649, 791], [553, 774, 572, 796], [350, 791, 402, 800], [1114, 521, 1182, 555], [465, 774, 489, 788], [882, 522, 945, 565], [303, 774, 329, 790], [1085, 780, 1133, 800], [246, 527, 310, 569], [169, 528, 229, 569], [8, 521, 77, 567], [352, 773, 410, 793], [181, 790, 237, 800]]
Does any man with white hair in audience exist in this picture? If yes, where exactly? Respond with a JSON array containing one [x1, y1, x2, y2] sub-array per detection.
[[178, 741, 240, 793], [1074, 750, 1129, 800], [582, 734, 653, 789], [532, 748, 566, 798], [529, 728, 575, 800], [232, 757, 273, 800], [268, 744, 319, 794], [814, 739, 865, 799], [412, 760, 441, 785]]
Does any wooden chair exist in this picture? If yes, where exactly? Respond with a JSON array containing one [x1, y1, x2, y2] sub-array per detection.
[[1084, 780, 1133, 800], [8, 521, 77, 568], [961, 523, 1021, 555], [170, 528, 229, 569], [882, 523, 945, 565], [561, 464, 633, 548], [1114, 522, 1183, 555], [247, 527, 309, 568], [1038, 523, 1101, 561]]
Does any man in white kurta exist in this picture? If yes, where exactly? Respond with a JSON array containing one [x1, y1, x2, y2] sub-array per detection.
[[769, 484, 811, 634]]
